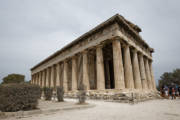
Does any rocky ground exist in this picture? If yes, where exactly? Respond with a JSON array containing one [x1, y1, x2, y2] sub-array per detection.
[[4, 98, 180, 120]]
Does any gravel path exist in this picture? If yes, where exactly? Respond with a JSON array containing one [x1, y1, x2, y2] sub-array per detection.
[[5, 99, 180, 120]]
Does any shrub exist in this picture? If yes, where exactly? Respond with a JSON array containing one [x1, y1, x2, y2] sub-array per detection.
[[2, 74, 25, 84], [43, 87, 53, 100], [77, 84, 86, 104], [57, 86, 64, 102], [0, 83, 41, 112]]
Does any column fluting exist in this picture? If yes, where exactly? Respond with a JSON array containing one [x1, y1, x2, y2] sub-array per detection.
[[124, 44, 134, 89], [63, 61, 68, 92], [56, 63, 60, 87], [144, 58, 152, 90], [149, 61, 157, 91], [82, 51, 90, 90], [139, 54, 148, 90], [96, 45, 105, 90], [72, 56, 78, 91], [132, 50, 142, 89], [112, 39, 125, 89]]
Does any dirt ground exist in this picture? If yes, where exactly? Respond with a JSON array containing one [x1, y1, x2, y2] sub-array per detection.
[[4, 98, 180, 120]]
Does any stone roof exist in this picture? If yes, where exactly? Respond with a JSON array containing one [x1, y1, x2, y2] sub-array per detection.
[[31, 14, 153, 71]]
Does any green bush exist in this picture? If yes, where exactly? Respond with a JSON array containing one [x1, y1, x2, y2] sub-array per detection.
[[57, 86, 64, 102], [0, 83, 41, 112], [2, 74, 25, 84], [43, 87, 53, 100]]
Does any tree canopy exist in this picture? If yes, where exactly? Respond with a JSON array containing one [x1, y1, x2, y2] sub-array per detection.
[[158, 69, 180, 89], [2, 74, 25, 84]]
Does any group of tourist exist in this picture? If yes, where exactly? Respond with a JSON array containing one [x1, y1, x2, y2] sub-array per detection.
[[161, 85, 180, 99]]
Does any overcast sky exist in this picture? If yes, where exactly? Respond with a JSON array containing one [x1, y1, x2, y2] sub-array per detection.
[[0, 0, 180, 84]]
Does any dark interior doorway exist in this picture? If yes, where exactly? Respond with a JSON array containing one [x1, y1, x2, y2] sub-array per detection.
[[103, 43, 115, 89]]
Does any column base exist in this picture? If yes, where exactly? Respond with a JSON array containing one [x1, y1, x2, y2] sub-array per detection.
[[51, 90, 58, 101], [41, 91, 45, 100]]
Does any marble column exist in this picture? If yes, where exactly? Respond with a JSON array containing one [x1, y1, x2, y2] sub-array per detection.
[[124, 44, 134, 89], [144, 57, 152, 90], [36, 73, 39, 86], [82, 51, 90, 90], [34, 74, 36, 85], [112, 39, 125, 89], [72, 56, 78, 91], [50, 65, 55, 89], [139, 54, 148, 89], [149, 61, 157, 90], [132, 50, 142, 89], [40, 72, 42, 87], [46, 68, 50, 88], [40, 71, 43, 87], [96, 45, 105, 90], [56, 63, 61, 87], [63, 60, 68, 92], [42, 70, 45, 88], [31, 75, 34, 84]]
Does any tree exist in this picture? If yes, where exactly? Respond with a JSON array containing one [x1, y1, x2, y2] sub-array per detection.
[[158, 68, 180, 89], [2, 74, 25, 84]]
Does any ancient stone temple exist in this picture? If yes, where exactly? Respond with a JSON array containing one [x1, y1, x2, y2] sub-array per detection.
[[31, 14, 157, 100]]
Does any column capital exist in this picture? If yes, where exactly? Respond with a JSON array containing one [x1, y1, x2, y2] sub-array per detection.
[[138, 52, 144, 57], [121, 42, 130, 48], [51, 65, 55, 68], [112, 37, 121, 42], [81, 49, 89, 54], [96, 44, 104, 48], [72, 54, 78, 59], [56, 62, 60, 66], [132, 48, 138, 53], [63, 59, 69, 63]]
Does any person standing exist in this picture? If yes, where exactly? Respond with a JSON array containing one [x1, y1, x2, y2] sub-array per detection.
[[169, 86, 172, 99], [172, 88, 176, 100]]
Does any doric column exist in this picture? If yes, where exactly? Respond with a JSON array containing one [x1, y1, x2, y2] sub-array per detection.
[[139, 54, 148, 89], [43, 70, 46, 87], [46, 68, 50, 87], [132, 50, 142, 89], [72, 56, 78, 91], [40, 72, 43, 87], [31, 75, 34, 84], [50, 65, 55, 89], [56, 63, 61, 87], [63, 60, 68, 92], [34, 75, 36, 84], [37, 73, 39, 86], [124, 44, 134, 89], [41, 70, 45, 88], [96, 45, 105, 90], [112, 39, 125, 89], [144, 57, 152, 90], [82, 51, 90, 90], [149, 61, 157, 90], [34, 74, 36, 85]]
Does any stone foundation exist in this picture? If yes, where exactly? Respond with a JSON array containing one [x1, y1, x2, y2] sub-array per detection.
[[64, 90, 161, 103]]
